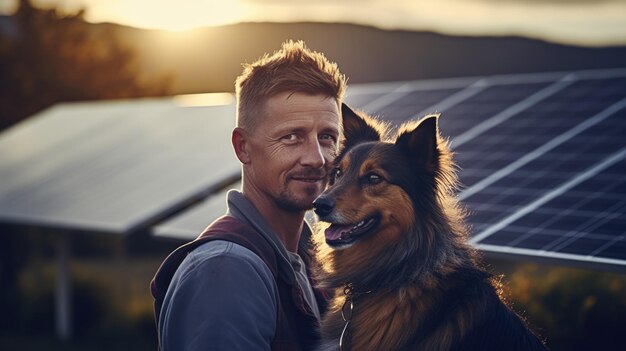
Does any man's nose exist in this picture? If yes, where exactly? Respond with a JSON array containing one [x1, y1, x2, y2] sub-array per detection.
[[300, 139, 326, 168]]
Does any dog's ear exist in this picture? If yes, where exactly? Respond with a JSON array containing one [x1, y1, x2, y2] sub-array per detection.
[[395, 115, 440, 172], [341, 103, 382, 151]]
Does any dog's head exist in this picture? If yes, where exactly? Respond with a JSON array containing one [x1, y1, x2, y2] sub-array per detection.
[[314, 104, 444, 249], [313, 104, 467, 288]]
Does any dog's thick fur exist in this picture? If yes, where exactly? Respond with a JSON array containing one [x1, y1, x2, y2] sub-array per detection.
[[312, 104, 548, 351]]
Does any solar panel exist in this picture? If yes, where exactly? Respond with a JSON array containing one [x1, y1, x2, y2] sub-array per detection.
[[0, 95, 240, 234]]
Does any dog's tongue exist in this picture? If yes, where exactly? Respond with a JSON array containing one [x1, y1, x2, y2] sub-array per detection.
[[325, 224, 352, 241]]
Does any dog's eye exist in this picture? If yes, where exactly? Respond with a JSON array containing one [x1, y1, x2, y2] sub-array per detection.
[[329, 168, 342, 185], [366, 172, 383, 185]]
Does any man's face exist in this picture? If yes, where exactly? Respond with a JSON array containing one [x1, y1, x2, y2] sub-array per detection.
[[244, 92, 340, 212]]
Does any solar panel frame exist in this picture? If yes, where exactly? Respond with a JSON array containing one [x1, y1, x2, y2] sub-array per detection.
[[152, 181, 242, 240]]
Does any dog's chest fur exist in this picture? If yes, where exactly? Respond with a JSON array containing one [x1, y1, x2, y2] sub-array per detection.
[[318, 286, 442, 351]]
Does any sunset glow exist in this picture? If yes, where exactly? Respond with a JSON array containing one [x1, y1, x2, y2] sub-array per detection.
[[1, 0, 625, 46]]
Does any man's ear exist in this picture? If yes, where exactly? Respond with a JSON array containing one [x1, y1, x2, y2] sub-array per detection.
[[395, 115, 439, 172], [341, 103, 382, 152], [232, 127, 251, 164]]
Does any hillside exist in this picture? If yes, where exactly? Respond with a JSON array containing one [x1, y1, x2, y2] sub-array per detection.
[[107, 22, 626, 94]]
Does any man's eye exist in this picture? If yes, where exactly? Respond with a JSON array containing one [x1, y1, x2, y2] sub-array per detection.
[[282, 134, 298, 142], [319, 133, 337, 143]]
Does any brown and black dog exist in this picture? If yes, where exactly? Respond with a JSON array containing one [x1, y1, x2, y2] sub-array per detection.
[[313, 104, 548, 351]]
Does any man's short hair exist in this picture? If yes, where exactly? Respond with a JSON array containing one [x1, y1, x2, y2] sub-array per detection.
[[235, 40, 347, 130]]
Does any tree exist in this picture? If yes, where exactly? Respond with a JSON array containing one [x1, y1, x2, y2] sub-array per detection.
[[0, 0, 170, 130]]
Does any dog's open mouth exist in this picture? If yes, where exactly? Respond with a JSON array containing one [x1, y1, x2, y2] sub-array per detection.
[[324, 214, 380, 247]]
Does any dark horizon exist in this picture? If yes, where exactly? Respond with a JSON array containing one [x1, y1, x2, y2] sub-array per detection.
[[96, 21, 626, 94]]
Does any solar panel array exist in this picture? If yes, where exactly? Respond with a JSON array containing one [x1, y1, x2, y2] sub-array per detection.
[[1, 68, 624, 271]]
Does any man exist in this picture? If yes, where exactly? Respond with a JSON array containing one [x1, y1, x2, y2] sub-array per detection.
[[151, 40, 347, 351]]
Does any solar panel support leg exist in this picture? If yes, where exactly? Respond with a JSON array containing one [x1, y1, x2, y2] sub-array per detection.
[[56, 234, 72, 340]]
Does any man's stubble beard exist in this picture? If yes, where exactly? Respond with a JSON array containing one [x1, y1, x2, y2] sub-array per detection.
[[274, 179, 327, 213]]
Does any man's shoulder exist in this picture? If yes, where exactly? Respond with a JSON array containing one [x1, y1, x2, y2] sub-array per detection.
[[186, 239, 266, 267], [159, 240, 280, 351]]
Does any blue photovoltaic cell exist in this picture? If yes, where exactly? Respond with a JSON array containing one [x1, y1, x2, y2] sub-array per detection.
[[438, 83, 550, 138], [460, 77, 626, 234], [368, 88, 464, 123], [465, 104, 626, 231]]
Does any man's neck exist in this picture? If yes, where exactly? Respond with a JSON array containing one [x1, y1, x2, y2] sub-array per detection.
[[242, 189, 305, 252]]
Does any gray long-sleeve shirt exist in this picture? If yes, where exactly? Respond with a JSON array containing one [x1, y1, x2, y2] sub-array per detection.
[[157, 190, 320, 351]]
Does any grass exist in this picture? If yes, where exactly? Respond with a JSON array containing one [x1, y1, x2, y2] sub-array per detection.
[[4, 249, 626, 350]]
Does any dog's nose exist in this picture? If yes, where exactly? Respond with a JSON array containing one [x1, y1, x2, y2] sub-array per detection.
[[313, 196, 335, 217]]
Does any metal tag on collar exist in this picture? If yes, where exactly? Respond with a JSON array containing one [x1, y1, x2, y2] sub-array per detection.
[[339, 287, 355, 351]]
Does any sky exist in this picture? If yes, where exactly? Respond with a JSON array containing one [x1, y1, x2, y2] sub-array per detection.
[[1, 0, 625, 46]]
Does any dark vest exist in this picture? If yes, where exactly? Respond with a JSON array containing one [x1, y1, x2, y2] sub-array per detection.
[[151, 215, 327, 351]]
